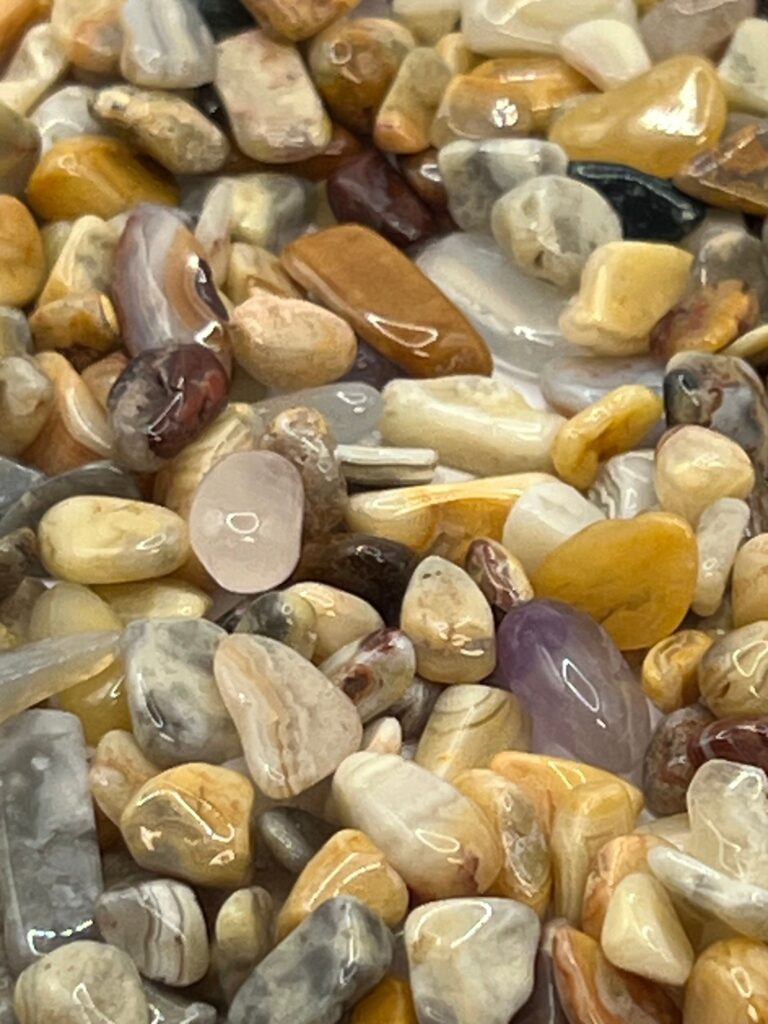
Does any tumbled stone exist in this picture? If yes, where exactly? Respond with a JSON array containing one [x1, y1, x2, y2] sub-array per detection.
[[0, 0, 48, 66], [643, 704, 714, 816], [97, 878, 209, 986], [0, 100, 39, 196], [214, 634, 362, 798], [337, 444, 438, 489], [363, 716, 402, 754], [491, 175, 621, 290], [13, 941, 148, 1024], [655, 425, 755, 525], [351, 977, 417, 1024], [50, 0, 122, 74], [121, 761, 254, 887], [581, 834, 668, 940], [406, 898, 539, 1024], [191, 0, 256, 38], [282, 225, 492, 377], [0, 456, 43, 521], [257, 808, 334, 875], [559, 18, 651, 89], [472, 55, 594, 130], [559, 241, 692, 355], [38, 214, 121, 307], [0, 24, 67, 116], [0, 196, 44, 308], [690, 713, 768, 776], [39, 496, 189, 584], [286, 583, 384, 662], [89, 729, 159, 825], [0, 356, 53, 458], [320, 628, 415, 723], [718, 17, 768, 115], [674, 122, 768, 216], [465, 537, 533, 615], [30, 290, 121, 367], [732, 533, 768, 626], [651, 280, 759, 359], [694, 497, 750, 616], [699, 622, 768, 717], [308, 18, 414, 134], [333, 751, 503, 899], [461, 0, 636, 55], [389, 676, 442, 740], [253, 382, 382, 445], [588, 450, 658, 520], [225, 241, 301, 306], [0, 577, 45, 648], [542, 354, 664, 419], [120, 0, 215, 88], [374, 47, 451, 154], [0, 306, 31, 360], [550, 56, 727, 178], [381, 377, 563, 476], [143, 985, 216, 1024], [431, 74, 533, 147], [684, 937, 768, 1024], [0, 528, 36, 601], [215, 884, 273, 978], [228, 173, 312, 251], [30, 85, 103, 155], [216, 30, 329, 163], [94, 579, 209, 625], [642, 630, 712, 713], [416, 685, 529, 779], [228, 591, 316, 662], [229, 897, 393, 1024], [239, 0, 356, 39], [531, 513, 698, 650], [642, 0, 756, 61]]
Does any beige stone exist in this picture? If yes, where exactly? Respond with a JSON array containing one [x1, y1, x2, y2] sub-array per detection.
[[642, 630, 712, 713], [29, 290, 120, 361], [286, 582, 385, 664], [50, 0, 122, 74], [581, 833, 669, 939], [693, 496, 750, 616], [683, 937, 768, 1024], [224, 242, 302, 307], [92, 578, 211, 625], [0, 196, 45, 307], [718, 18, 768, 116], [698, 621, 768, 718], [732, 533, 768, 627], [89, 729, 159, 825], [374, 47, 451, 154], [215, 885, 273, 969], [559, 18, 651, 90], [38, 214, 121, 306], [0, 24, 67, 115]]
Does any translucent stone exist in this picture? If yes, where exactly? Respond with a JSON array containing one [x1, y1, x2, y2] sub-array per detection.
[[693, 497, 749, 616], [430, 73, 534, 147], [0, 356, 52, 457], [581, 834, 668, 940], [559, 18, 651, 89], [373, 47, 451, 154], [286, 583, 384, 663], [641, 0, 755, 62], [642, 630, 713, 713], [253, 383, 382, 445], [332, 751, 503, 899], [718, 18, 768, 115], [0, 24, 67, 115], [120, 0, 215, 88], [472, 55, 595, 131], [685, 937, 768, 1023], [320, 628, 415, 724], [588, 450, 658, 519], [0, 710, 103, 972], [50, 0, 122, 74], [405, 898, 540, 1024], [650, 279, 759, 360], [96, 879, 209, 986], [363, 717, 403, 754], [216, 30, 330, 163], [0, 100, 39, 197], [675, 121, 768, 218], [0, 196, 44, 308], [30, 85, 102, 153], [541, 354, 664, 418]]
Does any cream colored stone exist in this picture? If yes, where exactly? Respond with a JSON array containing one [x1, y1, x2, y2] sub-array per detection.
[[381, 377, 564, 476], [581, 833, 669, 939], [698, 622, 768, 718], [559, 241, 693, 355], [0, 356, 53, 457], [285, 582, 384, 663], [434, 31, 479, 73], [559, 18, 651, 89], [0, 196, 45, 308], [362, 716, 403, 755], [718, 18, 768, 116], [38, 214, 121, 306], [0, 24, 67, 115], [92, 579, 212, 625], [601, 871, 694, 985], [38, 496, 190, 584], [373, 47, 451, 154], [215, 886, 273, 969], [655, 425, 755, 526], [693, 497, 749, 617], [732, 533, 768, 627], [89, 728, 159, 825]]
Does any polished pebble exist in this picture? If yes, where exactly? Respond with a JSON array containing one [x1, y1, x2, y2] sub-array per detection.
[[643, 705, 714, 816], [674, 121, 768, 217], [120, 0, 215, 89], [257, 808, 335, 875], [693, 497, 750, 617], [699, 622, 768, 717], [683, 937, 768, 1024], [320, 628, 415, 724], [465, 537, 534, 615], [559, 18, 651, 89], [581, 833, 668, 940], [642, 630, 713, 713]]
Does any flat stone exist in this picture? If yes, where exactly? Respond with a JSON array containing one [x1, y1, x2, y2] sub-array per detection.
[[406, 898, 539, 1024], [120, 0, 215, 88], [694, 497, 750, 616], [559, 18, 651, 89], [641, 0, 756, 62], [684, 937, 768, 1024], [96, 879, 209, 986], [588, 450, 658, 519], [373, 47, 451, 154], [461, 0, 636, 55], [89, 729, 159, 825], [581, 834, 668, 940], [0, 710, 103, 973], [0, 100, 39, 196], [337, 444, 438, 489], [31, 85, 103, 153], [642, 630, 713, 713], [228, 897, 393, 1024], [214, 634, 362, 798], [320, 628, 415, 724], [257, 808, 335, 875], [0, 196, 44, 307], [674, 121, 768, 216]]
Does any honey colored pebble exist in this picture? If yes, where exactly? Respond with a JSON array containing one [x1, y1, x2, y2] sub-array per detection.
[[38, 496, 189, 585], [351, 976, 417, 1024], [26, 136, 179, 221], [581, 834, 669, 940], [374, 47, 451, 154], [121, 762, 255, 888], [92, 579, 212, 625], [549, 56, 727, 178], [552, 385, 663, 490], [0, 196, 45, 308], [284, 583, 384, 664], [674, 122, 768, 218], [642, 630, 713, 713], [0, 0, 49, 65], [430, 74, 533, 147], [239, 0, 358, 40], [655, 425, 755, 526], [89, 728, 159, 825], [559, 242, 693, 356], [224, 242, 302, 307], [471, 56, 594, 131], [732, 534, 768, 627], [684, 938, 768, 1024], [275, 829, 409, 939], [698, 621, 768, 718]]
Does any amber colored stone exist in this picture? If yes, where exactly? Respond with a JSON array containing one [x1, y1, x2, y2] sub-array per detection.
[[275, 829, 409, 939], [351, 976, 418, 1024], [650, 279, 760, 359], [674, 122, 768, 217], [26, 136, 179, 221], [549, 56, 727, 178], [327, 150, 436, 248], [0, 195, 45, 308], [239, 0, 359, 41], [345, 473, 555, 560], [0, 0, 47, 64], [374, 47, 451, 155], [642, 630, 713, 713], [531, 512, 698, 651], [430, 75, 533, 147], [581, 834, 669, 941], [472, 56, 594, 132], [399, 148, 449, 210], [308, 18, 415, 134], [282, 225, 491, 377], [89, 729, 159, 826], [684, 938, 768, 1024], [29, 290, 120, 367]]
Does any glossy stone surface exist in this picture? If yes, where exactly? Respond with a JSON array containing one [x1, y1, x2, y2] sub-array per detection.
[[431, 73, 533, 147], [694, 497, 750, 617], [96, 878, 209, 986], [374, 46, 451, 154], [684, 938, 768, 1024], [351, 977, 417, 1024], [120, 0, 215, 88], [337, 444, 438, 489], [0, 0, 48, 65], [320, 628, 415, 724], [239, 0, 356, 39], [581, 833, 668, 940], [89, 729, 159, 826], [499, 600, 650, 774], [214, 884, 273, 982], [542, 355, 664, 420], [699, 622, 768, 717], [231, 590, 317, 661], [502, 481, 603, 576], [641, 0, 755, 62], [286, 583, 384, 662], [50, 0, 121, 74], [643, 705, 714, 816], [642, 630, 713, 713], [652, 279, 760, 361], [472, 55, 594, 131], [333, 752, 502, 900], [0, 356, 52, 458], [38, 214, 121, 307], [0, 196, 44, 308], [257, 808, 335, 875], [0, 24, 67, 116], [731, 534, 768, 625], [121, 761, 254, 887], [588, 450, 658, 520], [253, 382, 382, 445], [550, 56, 727, 178], [144, 985, 216, 1024], [559, 18, 651, 89], [690, 715, 768, 776], [282, 225, 492, 378], [0, 710, 102, 973], [405, 898, 540, 1024], [228, 897, 393, 1024], [465, 537, 533, 615], [719, 17, 768, 114], [674, 122, 768, 216], [30, 291, 121, 367], [531, 513, 698, 651]]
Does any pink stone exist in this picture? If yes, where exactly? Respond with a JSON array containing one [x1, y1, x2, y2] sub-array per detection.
[[189, 450, 304, 594]]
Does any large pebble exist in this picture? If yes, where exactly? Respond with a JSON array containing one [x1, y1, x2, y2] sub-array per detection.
[[285, 582, 384, 663], [684, 937, 768, 1024]]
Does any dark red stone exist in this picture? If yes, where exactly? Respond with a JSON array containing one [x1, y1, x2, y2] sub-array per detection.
[[642, 704, 715, 816], [326, 150, 437, 248], [399, 148, 450, 211], [688, 715, 768, 774]]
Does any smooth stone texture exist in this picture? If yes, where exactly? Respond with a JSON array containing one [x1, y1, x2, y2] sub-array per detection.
[[143, 985, 216, 1024], [239, 0, 357, 40], [699, 622, 768, 717], [120, 0, 215, 88], [257, 808, 335, 875], [642, 630, 713, 713], [405, 898, 539, 1024], [123, 618, 240, 767], [350, 977, 418, 1024], [50, 0, 122, 74], [374, 46, 451, 154], [31, 85, 103, 153], [643, 705, 714, 817], [0, 197, 45, 307], [733, 534, 768, 626], [0, 306, 32, 359], [285, 583, 384, 663], [363, 717, 402, 755], [674, 121, 768, 217], [337, 445, 438, 489], [214, 884, 273, 978], [0, 356, 52, 457], [0, 528, 35, 601], [0, 710, 102, 973], [719, 18, 768, 115], [464, 537, 533, 615], [230, 590, 317, 661], [531, 512, 698, 650], [499, 600, 651, 774], [588, 450, 658, 519], [320, 628, 415, 724], [429, 74, 534, 147], [37, 214, 121, 307], [390, 677, 443, 741], [541, 354, 664, 419], [0, 457, 44, 520], [492, 175, 621, 290], [333, 752, 503, 900], [189, 450, 303, 594], [94, 579, 211, 625], [693, 497, 750, 616], [13, 941, 149, 1024], [214, 634, 362, 798], [559, 18, 651, 89], [381, 377, 564, 476], [96, 879, 209, 986], [0, 99, 40, 197], [228, 173, 312, 252], [684, 938, 768, 1024], [89, 729, 159, 826], [252, 383, 382, 445], [581, 833, 668, 940], [228, 897, 393, 1024], [641, 0, 755, 61], [0, 24, 67, 116]]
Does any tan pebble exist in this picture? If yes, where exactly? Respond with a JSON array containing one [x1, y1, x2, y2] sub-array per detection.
[[434, 32, 479, 74], [0, 355, 53, 457], [642, 630, 712, 713], [215, 886, 273, 972], [362, 717, 403, 755], [693, 497, 750, 617], [81, 351, 129, 408], [374, 47, 451, 154], [224, 242, 302, 307], [581, 833, 669, 939], [0, 196, 45, 307], [29, 290, 120, 364], [38, 214, 121, 306], [650, 279, 760, 360], [89, 728, 160, 825], [92, 578, 212, 625], [50, 0, 122, 74], [684, 937, 768, 1024], [698, 621, 768, 717], [732, 533, 768, 627], [285, 582, 384, 663], [239, 0, 358, 40]]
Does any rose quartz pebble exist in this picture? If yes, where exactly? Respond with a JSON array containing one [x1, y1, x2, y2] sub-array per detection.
[[189, 450, 304, 593]]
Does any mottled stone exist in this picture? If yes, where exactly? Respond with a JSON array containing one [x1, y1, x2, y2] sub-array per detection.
[[642, 630, 712, 713], [719, 18, 768, 115], [0, 710, 102, 973], [120, 0, 215, 88], [230, 590, 317, 662], [224, 241, 302, 306], [559, 18, 651, 89], [29, 291, 120, 368], [252, 382, 382, 445], [374, 47, 451, 154], [239, 0, 357, 40], [465, 537, 533, 615], [675, 122, 768, 216], [320, 628, 415, 723], [89, 729, 159, 826], [0, 100, 39, 197], [643, 705, 714, 816], [257, 808, 335, 875], [228, 173, 312, 251], [285, 583, 384, 663], [38, 214, 121, 307], [651, 279, 759, 360], [684, 937, 768, 1024], [50, 0, 122, 74]]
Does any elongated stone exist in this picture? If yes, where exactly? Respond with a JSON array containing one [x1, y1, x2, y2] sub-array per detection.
[[337, 444, 438, 489], [693, 497, 749, 616], [0, 710, 102, 972], [698, 622, 768, 717], [416, 685, 529, 780], [216, 30, 329, 163], [0, 197, 44, 308], [643, 705, 714, 818], [93, 579, 210, 625], [320, 628, 415, 724], [89, 729, 159, 826], [215, 884, 273, 976], [13, 942, 148, 1024], [229, 897, 393, 1024], [0, 24, 67, 116], [406, 898, 539, 1024], [718, 17, 768, 115], [120, 0, 215, 88], [642, 630, 713, 713], [675, 121, 768, 217], [333, 752, 503, 899], [472, 55, 594, 131], [0, 100, 39, 197], [285, 583, 384, 662], [0, 356, 52, 457], [257, 808, 334, 875], [96, 879, 209, 986], [214, 634, 362, 798]]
